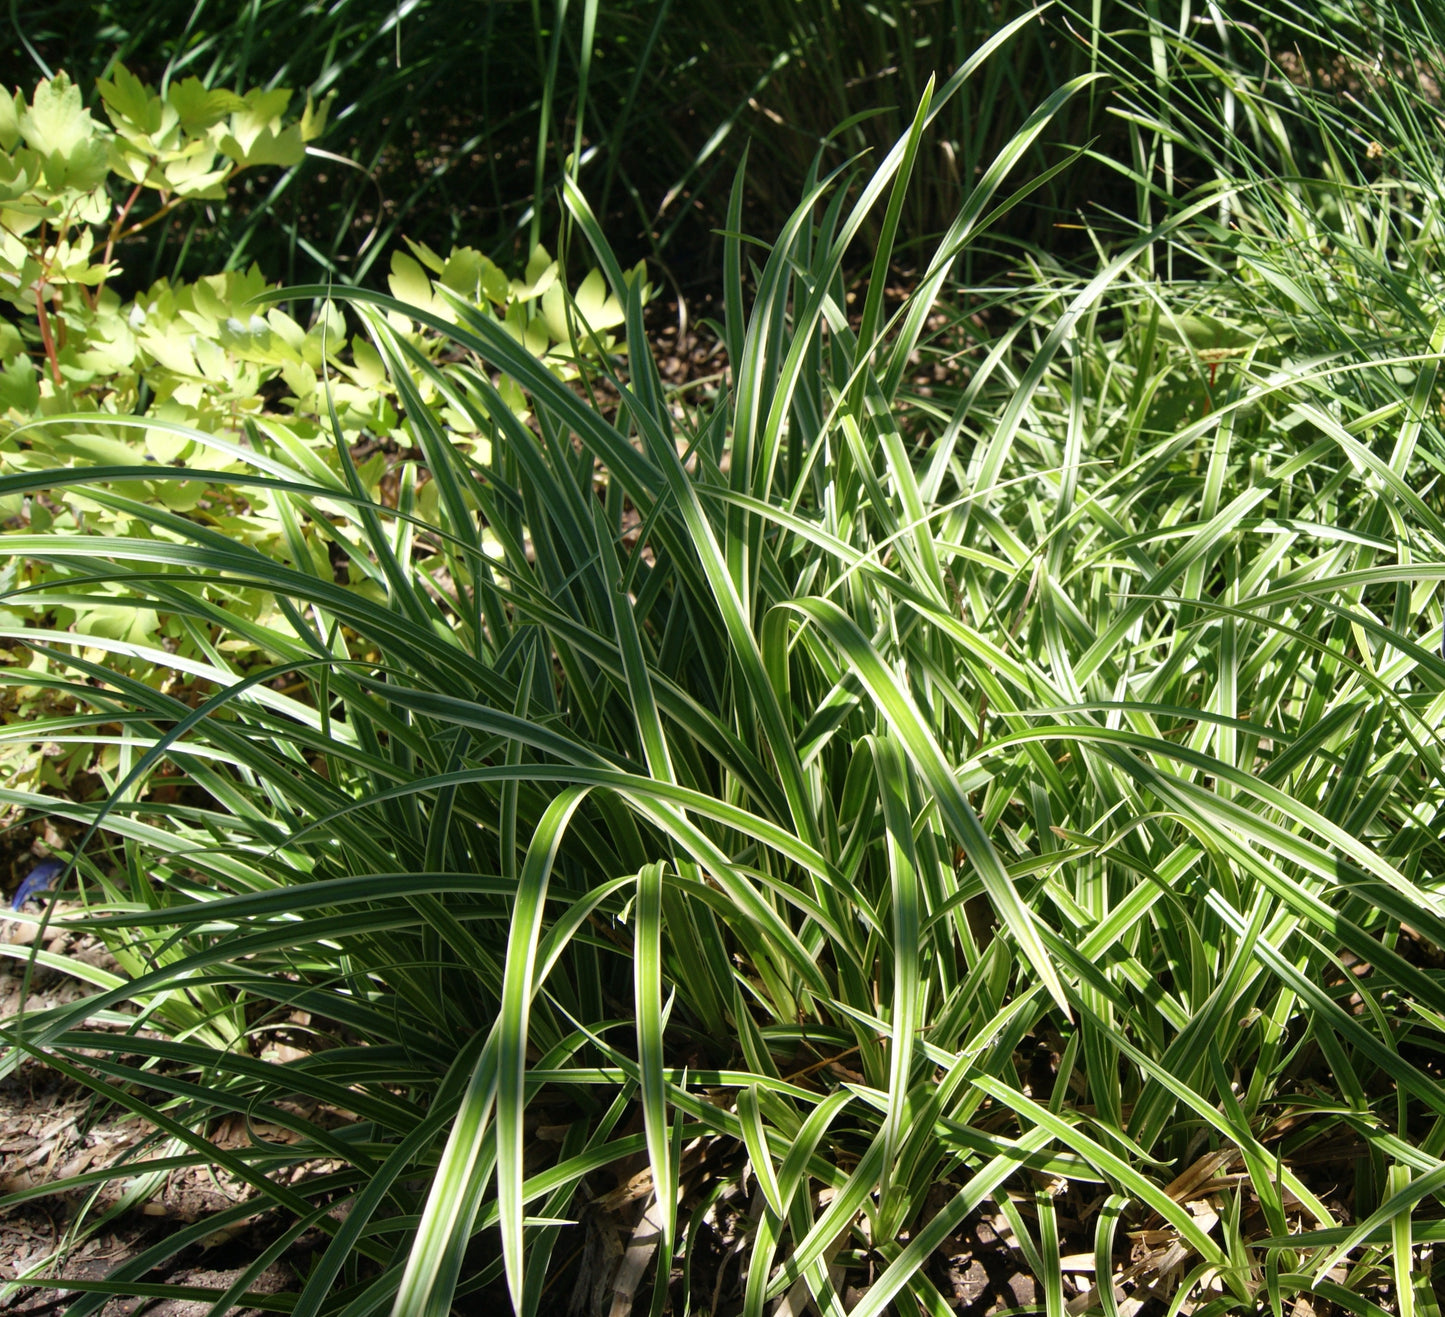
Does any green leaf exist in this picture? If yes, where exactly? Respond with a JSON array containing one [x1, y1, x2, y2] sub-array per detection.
[[402, 235, 446, 274], [219, 123, 304, 169], [145, 427, 193, 463], [480, 260, 510, 307], [300, 90, 335, 142], [166, 78, 245, 135], [0, 147, 36, 202], [539, 281, 568, 344], [0, 87, 21, 152], [388, 251, 436, 315], [573, 267, 623, 332], [0, 353, 38, 416], [524, 243, 552, 287], [73, 602, 160, 647], [496, 788, 592, 1313], [97, 63, 166, 137], [20, 72, 110, 192], [223, 86, 291, 149], [162, 149, 229, 198], [348, 336, 388, 390], [1155, 311, 1262, 353], [634, 861, 675, 1266], [439, 247, 486, 299]]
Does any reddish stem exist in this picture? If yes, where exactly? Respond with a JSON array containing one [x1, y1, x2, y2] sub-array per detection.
[[34, 282, 63, 389], [117, 164, 240, 245], [1201, 359, 1219, 416], [95, 182, 144, 303]]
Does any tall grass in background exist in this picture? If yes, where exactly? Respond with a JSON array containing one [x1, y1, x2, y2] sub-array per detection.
[[2, 0, 1305, 287], [6, 2, 1445, 1315], [5, 0, 655, 286]]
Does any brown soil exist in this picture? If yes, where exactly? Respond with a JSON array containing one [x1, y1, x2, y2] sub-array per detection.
[[0, 899, 303, 1314]]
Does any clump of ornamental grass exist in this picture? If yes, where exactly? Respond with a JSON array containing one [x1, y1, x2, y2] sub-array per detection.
[[6, 6, 1445, 1316]]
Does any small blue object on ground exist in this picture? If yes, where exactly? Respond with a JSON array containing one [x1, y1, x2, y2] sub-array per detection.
[[11, 858, 64, 911]]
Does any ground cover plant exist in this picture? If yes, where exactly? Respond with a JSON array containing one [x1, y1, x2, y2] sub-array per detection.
[[6, 1, 1445, 1314], [0, 58, 640, 779]]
